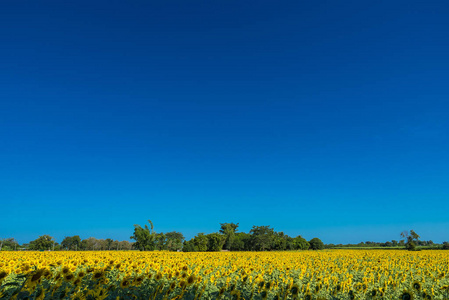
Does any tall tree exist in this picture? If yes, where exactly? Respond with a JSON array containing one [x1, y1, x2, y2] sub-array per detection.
[[28, 235, 56, 251], [61, 236, 81, 250], [131, 220, 156, 251], [219, 223, 239, 250], [250, 226, 275, 251], [165, 231, 184, 251]]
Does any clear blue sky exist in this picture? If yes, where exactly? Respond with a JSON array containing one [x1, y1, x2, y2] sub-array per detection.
[[1, 1, 448, 244]]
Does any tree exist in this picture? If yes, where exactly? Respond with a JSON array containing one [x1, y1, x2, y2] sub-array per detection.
[[61, 236, 81, 250], [401, 230, 420, 251], [219, 223, 239, 250], [230, 232, 251, 251], [131, 220, 156, 251], [206, 233, 226, 251], [165, 232, 184, 251], [309, 238, 324, 250], [193, 233, 208, 252], [292, 236, 310, 250], [250, 226, 275, 251], [28, 235, 56, 251], [0, 238, 19, 251]]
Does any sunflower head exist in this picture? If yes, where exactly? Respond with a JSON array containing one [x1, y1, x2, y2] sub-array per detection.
[[120, 277, 131, 289], [187, 274, 196, 285], [0, 271, 8, 281], [61, 267, 70, 274], [412, 281, 421, 291], [92, 270, 105, 280], [179, 280, 187, 289], [30, 269, 45, 283], [261, 290, 268, 300], [400, 291, 413, 300], [64, 273, 75, 282], [290, 285, 299, 296]]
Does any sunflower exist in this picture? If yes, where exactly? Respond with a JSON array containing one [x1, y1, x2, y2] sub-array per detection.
[[261, 290, 268, 300], [290, 284, 300, 296], [0, 270, 8, 281], [187, 274, 196, 286], [400, 290, 413, 300], [265, 281, 272, 290], [92, 270, 105, 280], [61, 266, 70, 275], [155, 272, 163, 280], [77, 271, 86, 278], [169, 281, 177, 291], [304, 293, 313, 300], [120, 277, 131, 288], [412, 281, 421, 292], [28, 269, 45, 286], [64, 273, 75, 282], [134, 276, 144, 286], [179, 280, 187, 289]]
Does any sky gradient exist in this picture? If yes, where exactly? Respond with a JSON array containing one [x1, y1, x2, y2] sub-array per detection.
[[1, 0, 448, 244]]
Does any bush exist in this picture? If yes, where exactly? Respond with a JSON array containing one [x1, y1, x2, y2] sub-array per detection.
[[309, 238, 324, 250]]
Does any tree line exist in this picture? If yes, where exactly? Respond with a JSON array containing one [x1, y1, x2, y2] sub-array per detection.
[[2, 224, 448, 251], [130, 221, 323, 252]]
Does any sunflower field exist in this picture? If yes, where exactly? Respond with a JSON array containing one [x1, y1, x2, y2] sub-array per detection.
[[1, 250, 448, 300]]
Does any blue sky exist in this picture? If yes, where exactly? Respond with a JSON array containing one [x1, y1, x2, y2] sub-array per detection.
[[1, 1, 448, 244]]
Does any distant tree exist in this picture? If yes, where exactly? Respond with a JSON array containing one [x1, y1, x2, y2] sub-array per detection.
[[309, 238, 324, 250], [443, 242, 449, 250], [61, 236, 81, 250], [165, 232, 184, 251], [230, 232, 252, 251], [0, 238, 19, 251], [206, 233, 226, 251], [272, 232, 288, 251], [28, 235, 56, 251], [293, 236, 310, 250], [193, 233, 208, 252], [401, 230, 420, 251], [219, 223, 239, 250], [182, 240, 197, 252], [250, 226, 275, 251], [154, 233, 167, 250], [131, 220, 156, 251]]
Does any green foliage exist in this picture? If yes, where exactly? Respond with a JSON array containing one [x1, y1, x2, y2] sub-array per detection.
[[206, 233, 226, 251], [309, 237, 324, 250], [401, 230, 421, 251], [61, 235, 81, 250], [250, 225, 275, 251], [193, 233, 209, 252], [292, 235, 310, 250], [130, 220, 156, 251], [165, 231, 184, 251], [28, 235, 56, 250], [219, 223, 239, 250], [230, 232, 251, 251]]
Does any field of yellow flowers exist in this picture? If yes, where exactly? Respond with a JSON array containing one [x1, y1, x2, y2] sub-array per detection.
[[1, 250, 448, 300]]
